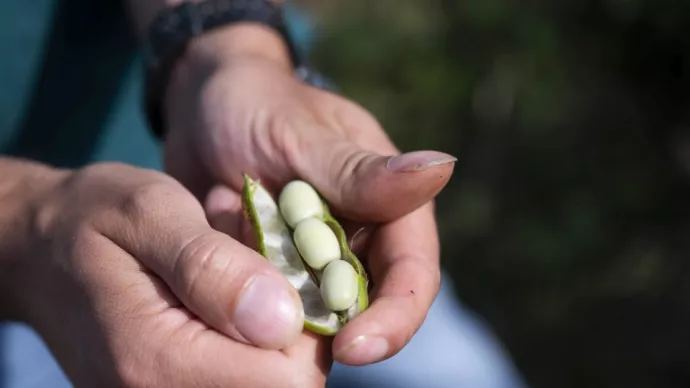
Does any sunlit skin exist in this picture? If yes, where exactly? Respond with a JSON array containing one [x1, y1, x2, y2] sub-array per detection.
[[0, 24, 457, 388], [164, 24, 456, 370]]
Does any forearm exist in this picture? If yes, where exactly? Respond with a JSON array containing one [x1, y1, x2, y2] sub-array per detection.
[[0, 158, 65, 321]]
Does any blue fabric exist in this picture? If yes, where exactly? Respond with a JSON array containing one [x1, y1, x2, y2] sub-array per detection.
[[0, 0, 55, 149], [0, 274, 527, 388], [0, 2, 528, 387], [0, 324, 71, 388], [329, 273, 528, 388]]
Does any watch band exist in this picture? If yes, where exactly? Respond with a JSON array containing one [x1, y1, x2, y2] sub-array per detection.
[[143, 0, 303, 139]]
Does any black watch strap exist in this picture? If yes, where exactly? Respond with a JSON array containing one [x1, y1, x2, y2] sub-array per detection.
[[143, 0, 303, 140]]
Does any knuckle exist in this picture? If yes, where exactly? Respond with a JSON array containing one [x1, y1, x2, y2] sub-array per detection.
[[340, 148, 377, 178], [118, 181, 179, 223], [31, 195, 95, 262], [74, 162, 132, 185], [267, 113, 295, 155], [31, 193, 64, 243], [173, 231, 235, 301], [337, 148, 379, 198], [265, 103, 300, 139], [267, 107, 311, 164]]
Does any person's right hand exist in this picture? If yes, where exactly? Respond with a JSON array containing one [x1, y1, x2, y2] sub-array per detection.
[[11, 162, 328, 387]]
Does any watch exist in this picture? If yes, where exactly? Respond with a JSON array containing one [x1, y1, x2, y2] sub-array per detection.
[[143, 0, 321, 140]]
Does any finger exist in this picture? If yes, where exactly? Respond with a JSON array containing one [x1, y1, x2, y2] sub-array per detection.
[[205, 184, 243, 237], [284, 128, 456, 223], [282, 330, 334, 379], [166, 324, 328, 388], [87, 237, 328, 388], [164, 127, 216, 200], [100, 183, 305, 350], [331, 203, 441, 365], [70, 243, 328, 388], [30, 232, 158, 387], [205, 184, 256, 248]]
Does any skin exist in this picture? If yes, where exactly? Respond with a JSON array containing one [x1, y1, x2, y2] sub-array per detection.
[[0, 160, 328, 387], [163, 24, 456, 367], [0, 8, 457, 388]]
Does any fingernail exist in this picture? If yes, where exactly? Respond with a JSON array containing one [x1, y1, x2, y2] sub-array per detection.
[[234, 275, 303, 349], [336, 335, 389, 364], [386, 151, 457, 172], [348, 226, 372, 253]]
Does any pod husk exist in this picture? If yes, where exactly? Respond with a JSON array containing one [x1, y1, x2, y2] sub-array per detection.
[[242, 174, 369, 335]]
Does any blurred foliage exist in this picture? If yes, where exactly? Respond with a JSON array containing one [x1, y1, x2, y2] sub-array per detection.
[[304, 1, 690, 387]]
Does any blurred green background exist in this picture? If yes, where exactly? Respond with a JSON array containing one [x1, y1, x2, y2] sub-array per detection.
[[299, 1, 690, 387]]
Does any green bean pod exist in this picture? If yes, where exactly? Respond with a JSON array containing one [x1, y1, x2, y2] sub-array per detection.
[[241, 174, 369, 335]]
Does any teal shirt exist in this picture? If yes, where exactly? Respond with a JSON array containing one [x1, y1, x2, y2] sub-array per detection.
[[0, 0, 164, 170], [0, 0, 53, 150], [0, 0, 313, 171]]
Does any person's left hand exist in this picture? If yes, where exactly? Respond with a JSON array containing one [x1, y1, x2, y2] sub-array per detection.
[[162, 25, 457, 367]]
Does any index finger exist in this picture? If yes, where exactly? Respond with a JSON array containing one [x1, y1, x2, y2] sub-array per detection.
[[331, 201, 442, 365]]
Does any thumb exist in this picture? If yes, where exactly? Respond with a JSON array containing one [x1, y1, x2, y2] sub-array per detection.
[[109, 189, 305, 350], [287, 134, 457, 222]]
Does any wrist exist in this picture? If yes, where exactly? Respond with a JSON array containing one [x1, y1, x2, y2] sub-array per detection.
[[143, 0, 300, 139], [161, 23, 295, 133], [128, 0, 287, 39], [0, 159, 68, 322], [183, 23, 293, 72], [165, 23, 294, 95]]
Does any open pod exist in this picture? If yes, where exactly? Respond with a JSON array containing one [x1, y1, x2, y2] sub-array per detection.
[[241, 174, 369, 335]]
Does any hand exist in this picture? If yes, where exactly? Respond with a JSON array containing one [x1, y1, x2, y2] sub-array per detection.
[[10, 162, 328, 387], [163, 26, 457, 366]]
